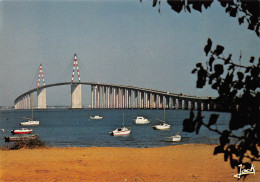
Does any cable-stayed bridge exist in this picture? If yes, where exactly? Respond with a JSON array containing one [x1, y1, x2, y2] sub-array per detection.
[[14, 54, 220, 110]]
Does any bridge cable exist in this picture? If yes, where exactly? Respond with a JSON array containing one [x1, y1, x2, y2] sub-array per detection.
[[28, 65, 40, 91]]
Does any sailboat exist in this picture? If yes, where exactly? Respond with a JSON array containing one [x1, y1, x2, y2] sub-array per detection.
[[110, 111, 131, 136], [20, 94, 40, 126], [152, 108, 170, 130]]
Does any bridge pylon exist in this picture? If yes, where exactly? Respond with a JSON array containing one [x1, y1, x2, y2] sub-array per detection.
[[37, 64, 47, 109], [71, 53, 82, 108]]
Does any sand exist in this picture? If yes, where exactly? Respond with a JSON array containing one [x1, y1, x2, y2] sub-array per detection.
[[0, 144, 259, 182]]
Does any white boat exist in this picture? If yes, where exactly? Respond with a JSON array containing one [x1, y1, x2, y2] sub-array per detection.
[[152, 122, 170, 130], [166, 132, 181, 142], [90, 115, 103, 120], [110, 111, 131, 136], [110, 127, 131, 136], [20, 120, 39, 126], [152, 109, 170, 130], [134, 116, 150, 124]]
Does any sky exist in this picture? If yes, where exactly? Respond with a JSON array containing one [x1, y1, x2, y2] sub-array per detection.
[[0, 0, 259, 106]]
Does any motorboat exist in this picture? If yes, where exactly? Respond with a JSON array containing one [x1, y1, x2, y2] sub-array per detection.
[[166, 132, 181, 142], [11, 128, 33, 134], [110, 127, 131, 136], [20, 120, 39, 126], [89, 115, 103, 120], [152, 122, 170, 130], [134, 116, 150, 124], [4, 134, 39, 142]]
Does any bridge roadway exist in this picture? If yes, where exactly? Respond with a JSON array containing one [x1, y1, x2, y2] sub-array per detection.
[[14, 82, 218, 110]]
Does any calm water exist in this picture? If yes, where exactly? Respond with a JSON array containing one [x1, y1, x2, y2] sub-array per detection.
[[0, 109, 230, 148]]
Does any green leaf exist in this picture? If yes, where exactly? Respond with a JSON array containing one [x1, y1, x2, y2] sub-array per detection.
[[214, 64, 224, 76], [209, 56, 215, 71], [224, 150, 229, 161], [167, 0, 184, 13], [152, 0, 157, 7], [204, 38, 212, 56], [203, 0, 213, 9], [183, 118, 195, 133], [191, 68, 197, 74], [245, 67, 250, 73], [196, 120, 202, 134], [237, 72, 244, 80], [186, 5, 191, 13], [214, 45, 225, 56], [208, 114, 219, 126], [249, 56, 255, 63], [228, 64, 235, 70], [224, 54, 232, 64], [196, 63, 202, 68], [214, 145, 224, 155], [238, 16, 245, 25], [229, 7, 237, 17], [192, 1, 202, 12]]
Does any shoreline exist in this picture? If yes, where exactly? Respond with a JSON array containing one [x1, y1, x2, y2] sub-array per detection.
[[1, 144, 259, 181]]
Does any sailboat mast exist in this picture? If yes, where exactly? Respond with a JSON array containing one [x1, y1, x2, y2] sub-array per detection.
[[164, 108, 165, 121], [31, 93, 33, 121], [123, 110, 125, 127]]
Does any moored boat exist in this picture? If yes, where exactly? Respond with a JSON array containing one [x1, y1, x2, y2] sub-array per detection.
[[134, 116, 150, 124], [110, 111, 131, 136], [166, 132, 181, 142], [11, 128, 33, 134], [20, 94, 40, 126], [152, 122, 171, 130], [89, 115, 103, 120], [110, 127, 131, 136], [152, 109, 170, 130], [20, 120, 39, 126], [4, 134, 39, 142]]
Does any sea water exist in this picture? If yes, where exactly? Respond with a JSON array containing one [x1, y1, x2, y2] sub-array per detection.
[[0, 109, 230, 148]]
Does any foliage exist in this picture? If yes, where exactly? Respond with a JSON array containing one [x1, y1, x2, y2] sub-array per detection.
[[143, 0, 260, 37], [143, 0, 260, 173], [9, 138, 46, 150], [184, 39, 260, 175], [142, 0, 260, 175]]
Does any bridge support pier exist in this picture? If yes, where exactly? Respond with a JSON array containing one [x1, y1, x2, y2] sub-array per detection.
[[37, 88, 46, 109], [71, 83, 82, 109], [184, 100, 189, 110], [190, 101, 195, 110], [178, 99, 182, 109]]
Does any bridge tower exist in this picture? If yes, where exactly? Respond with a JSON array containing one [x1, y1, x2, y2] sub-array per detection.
[[37, 64, 47, 109], [71, 53, 82, 108]]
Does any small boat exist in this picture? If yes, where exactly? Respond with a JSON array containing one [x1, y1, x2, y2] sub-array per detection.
[[110, 127, 131, 136], [152, 122, 171, 130], [134, 116, 150, 124], [110, 111, 131, 136], [4, 134, 38, 142], [152, 109, 170, 130], [11, 128, 33, 134], [20, 120, 39, 126], [89, 115, 103, 120], [166, 132, 181, 142]]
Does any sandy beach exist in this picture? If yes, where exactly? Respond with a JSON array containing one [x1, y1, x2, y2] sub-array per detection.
[[0, 144, 259, 182]]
